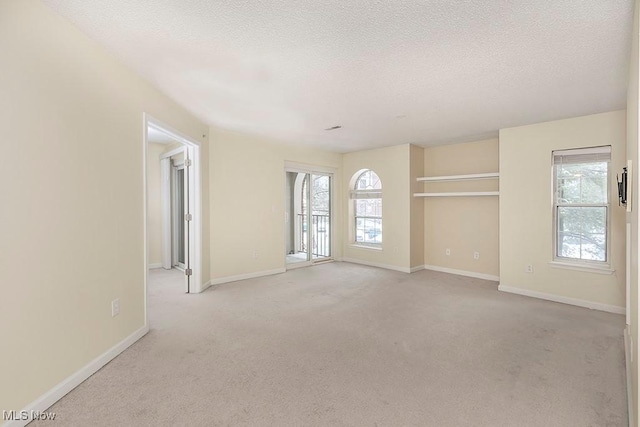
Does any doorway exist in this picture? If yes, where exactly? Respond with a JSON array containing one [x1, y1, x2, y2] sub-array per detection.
[[285, 168, 333, 268], [144, 115, 203, 298]]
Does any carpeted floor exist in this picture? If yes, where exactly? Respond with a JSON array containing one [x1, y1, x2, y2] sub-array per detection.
[[32, 263, 627, 426]]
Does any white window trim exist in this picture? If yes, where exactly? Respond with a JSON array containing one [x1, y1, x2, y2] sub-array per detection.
[[349, 243, 383, 251], [551, 146, 612, 268], [548, 261, 615, 275], [350, 189, 383, 199]]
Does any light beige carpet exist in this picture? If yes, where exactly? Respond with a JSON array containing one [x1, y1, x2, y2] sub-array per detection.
[[32, 263, 627, 426]]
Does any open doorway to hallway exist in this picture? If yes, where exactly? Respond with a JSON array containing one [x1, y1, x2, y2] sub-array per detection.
[[146, 126, 190, 295], [144, 115, 203, 309]]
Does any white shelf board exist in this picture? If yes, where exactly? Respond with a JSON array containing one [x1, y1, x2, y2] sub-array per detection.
[[416, 172, 499, 182], [413, 191, 499, 197]]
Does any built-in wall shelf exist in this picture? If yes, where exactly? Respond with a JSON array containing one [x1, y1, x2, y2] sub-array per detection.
[[414, 191, 499, 198], [414, 172, 500, 197], [416, 172, 499, 182]]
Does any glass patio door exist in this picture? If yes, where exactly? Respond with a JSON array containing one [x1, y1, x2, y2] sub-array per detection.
[[310, 174, 331, 261], [285, 170, 332, 267]]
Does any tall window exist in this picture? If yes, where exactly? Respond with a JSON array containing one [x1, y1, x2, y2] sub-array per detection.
[[553, 146, 611, 264], [352, 170, 382, 245]]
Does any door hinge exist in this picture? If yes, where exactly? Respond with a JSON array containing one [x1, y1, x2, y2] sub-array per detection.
[[185, 213, 193, 221], [185, 268, 192, 276], [184, 158, 192, 167]]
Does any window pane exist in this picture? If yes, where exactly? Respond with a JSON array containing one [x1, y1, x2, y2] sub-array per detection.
[[557, 207, 606, 262], [556, 161, 607, 204], [558, 207, 606, 235], [311, 175, 330, 215], [558, 232, 581, 259], [355, 217, 364, 243], [355, 199, 382, 217], [356, 170, 382, 190], [556, 176, 581, 204], [582, 233, 606, 261], [354, 216, 382, 244], [364, 218, 382, 244]]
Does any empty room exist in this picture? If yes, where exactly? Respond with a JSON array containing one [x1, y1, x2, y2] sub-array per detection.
[[1, 1, 640, 426]]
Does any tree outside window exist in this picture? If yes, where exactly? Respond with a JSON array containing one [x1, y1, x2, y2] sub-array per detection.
[[554, 147, 610, 263]]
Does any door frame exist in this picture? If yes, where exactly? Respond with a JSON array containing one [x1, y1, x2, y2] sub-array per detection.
[[143, 114, 203, 296], [284, 161, 336, 270]]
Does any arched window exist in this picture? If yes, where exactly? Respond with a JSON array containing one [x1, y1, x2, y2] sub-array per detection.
[[351, 170, 382, 245]]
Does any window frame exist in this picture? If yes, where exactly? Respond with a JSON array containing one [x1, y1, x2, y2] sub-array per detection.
[[551, 146, 612, 268], [351, 170, 383, 248]]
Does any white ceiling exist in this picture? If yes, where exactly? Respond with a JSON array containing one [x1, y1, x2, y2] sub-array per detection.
[[43, 0, 633, 153]]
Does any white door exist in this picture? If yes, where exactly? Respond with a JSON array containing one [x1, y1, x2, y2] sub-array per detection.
[[171, 157, 190, 293], [172, 164, 186, 270], [310, 173, 331, 261]]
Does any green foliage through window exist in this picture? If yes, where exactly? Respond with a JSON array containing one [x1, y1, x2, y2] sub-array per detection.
[[554, 148, 610, 263]]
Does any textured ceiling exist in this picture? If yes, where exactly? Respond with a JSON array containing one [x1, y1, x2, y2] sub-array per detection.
[[43, 0, 633, 152]]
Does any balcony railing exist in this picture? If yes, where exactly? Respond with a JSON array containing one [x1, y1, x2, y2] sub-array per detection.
[[298, 213, 330, 257]]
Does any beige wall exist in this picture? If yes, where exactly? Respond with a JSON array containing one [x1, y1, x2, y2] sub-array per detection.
[[342, 144, 412, 271], [209, 128, 343, 280], [410, 145, 425, 269], [0, 0, 209, 413], [423, 139, 500, 277], [146, 143, 165, 266], [628, 0, 640, 423], [500, 111, 626, 309]]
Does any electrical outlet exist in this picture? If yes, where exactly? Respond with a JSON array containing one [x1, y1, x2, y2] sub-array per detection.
[[525, 265, 533, 273], [445, 248, 451, 256], [473, 251, 480, 260], [111, 299, 120, 317], [252, 250, 259, 260]]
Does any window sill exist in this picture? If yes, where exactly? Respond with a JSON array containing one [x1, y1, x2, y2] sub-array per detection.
[[350, 244, 382, 251], [548, 261, 615, 275]]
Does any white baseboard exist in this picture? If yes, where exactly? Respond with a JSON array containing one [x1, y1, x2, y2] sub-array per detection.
[[410, 265, 425, 273], [341, 258, 411, 273], [423, 264, 500, 281], [498, 284, 625, 315], [210, 268, 286, 286], [200, 280, 212, 292], [624, 326, 634, 427], [4, 324, 149, 427], [147, 263, 162, 269]]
